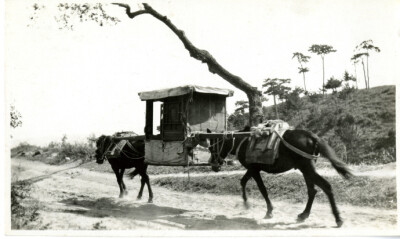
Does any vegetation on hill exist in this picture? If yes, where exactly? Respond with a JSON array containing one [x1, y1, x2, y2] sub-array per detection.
[[229, 85, 396, 165], [11, 85, 395, 166], [11, 135, 95, 165]]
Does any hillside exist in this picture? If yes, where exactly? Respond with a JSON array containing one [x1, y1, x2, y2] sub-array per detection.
[[262, 85, 396, 164], [11, 86, 395, 166]]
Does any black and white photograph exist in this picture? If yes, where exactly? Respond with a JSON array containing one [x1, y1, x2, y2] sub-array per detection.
[[3, 0, 399, 237]]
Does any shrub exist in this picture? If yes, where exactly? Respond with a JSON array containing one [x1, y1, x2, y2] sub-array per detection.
[[339, 83, 357, 100], [11, 143, 40, 157], [334, 114, 362, 162], [375, 129, 396, 150], [307, 92, 323, 103], [11, 182, 41, 229], [360, 148, 396, 165], [56, 142, 94, 164]]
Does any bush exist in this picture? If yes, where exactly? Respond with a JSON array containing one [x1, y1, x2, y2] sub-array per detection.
[[359, 148, 396, 165], [59, 142, 94, 160], [375, 129, 396, 150], [339, 84, 356, 100], [307, 92, 323, 103], [11, 183, 41, 229], [11, 135, 96, 165], [11, 143, 40, 157]]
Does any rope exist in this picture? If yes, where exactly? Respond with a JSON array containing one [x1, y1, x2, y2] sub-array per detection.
[[120, 150, 145, 160], [273, 130, 320, 160], [12, 159, 94, 186], [227, 137, 236, 156]]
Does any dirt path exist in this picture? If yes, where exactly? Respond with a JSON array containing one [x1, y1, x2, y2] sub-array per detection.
[[10, 158, 398, 236]]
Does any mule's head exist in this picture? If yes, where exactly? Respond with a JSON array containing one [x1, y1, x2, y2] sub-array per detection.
[[206, 129, 231, 172], [94, 135, 112, 164]]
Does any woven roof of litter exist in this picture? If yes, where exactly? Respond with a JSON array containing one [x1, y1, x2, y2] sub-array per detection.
[[138, 85, 234, 101]]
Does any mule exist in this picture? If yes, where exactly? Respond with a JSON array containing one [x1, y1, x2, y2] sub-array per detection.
[[95, 135, 153, 203], [205, 127, 353, 227]]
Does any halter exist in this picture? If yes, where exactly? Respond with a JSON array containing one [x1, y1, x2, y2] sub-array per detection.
[[209, 133, 236, 166], [98, 137, 113, 161]]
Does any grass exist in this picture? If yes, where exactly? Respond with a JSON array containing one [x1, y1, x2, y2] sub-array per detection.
[[152, 172, 397, 209], [11, 181, 48, 229], [264, 85, 396, 165]]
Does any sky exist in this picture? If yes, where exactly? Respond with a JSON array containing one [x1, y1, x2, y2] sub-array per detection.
[[4, 0, 400, 147]]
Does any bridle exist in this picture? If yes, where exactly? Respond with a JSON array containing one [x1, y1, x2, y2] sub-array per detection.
[[97, 137, 113, 162], [209, 134, 236, 166]]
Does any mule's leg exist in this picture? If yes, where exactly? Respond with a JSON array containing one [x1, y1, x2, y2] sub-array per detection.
[[240, 170, 252, 208], [251, 169, 273, 219], [137, 177, 146, 200], [129, 169, 139, 179], [312, 173, 343, 227], [143, 174, 154, 203], [119, 169, 128, 196], [112, 166, 124, 198], [297, 173, 317, 222]]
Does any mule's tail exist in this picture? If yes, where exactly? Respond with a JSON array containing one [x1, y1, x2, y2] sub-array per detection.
[[316, 137, 354, 179]]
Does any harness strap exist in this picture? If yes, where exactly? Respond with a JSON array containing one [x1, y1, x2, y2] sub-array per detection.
[[120, 150, 145, 160], [125, 141, 141, 154], [121, 140, 144, 160], [226, 137, 236, 156], [273, 130, 320, 160], [235, 137, 249, 159]]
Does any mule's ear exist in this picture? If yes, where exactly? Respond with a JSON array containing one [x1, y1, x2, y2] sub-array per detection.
[[207, 128, 212, 133]]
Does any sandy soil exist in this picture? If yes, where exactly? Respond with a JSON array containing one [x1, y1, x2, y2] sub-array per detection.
[[9, 158, 398, 236]]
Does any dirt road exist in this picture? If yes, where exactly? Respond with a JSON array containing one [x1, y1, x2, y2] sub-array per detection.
[[10, 158, 398, 236]]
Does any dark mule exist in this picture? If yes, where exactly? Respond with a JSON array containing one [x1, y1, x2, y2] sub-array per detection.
[[95, 135, 153, 203], [206, 128, 352, 227]]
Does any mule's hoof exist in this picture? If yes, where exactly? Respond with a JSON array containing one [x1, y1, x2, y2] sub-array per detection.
[[119, 194, 124, 198], [297, 213, 309, 222], [243, 201, 250, 209], [124, 191, 129, 195], [336, 219, 343, 228], [264, 212, 273, 219], [137, 196, 142, 200], [148, 198, 153, 203]]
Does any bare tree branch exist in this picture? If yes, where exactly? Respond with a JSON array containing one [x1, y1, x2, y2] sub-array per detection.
[[113, 3, 263, 125]]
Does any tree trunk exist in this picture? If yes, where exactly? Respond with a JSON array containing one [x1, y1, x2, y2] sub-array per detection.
[[115, 3, 263, 126], [302, 72, 307, 92], [322, 55, 325, 96], [366, 55, 370, 89], [354, 63, 358, 89], [361, 60, 368, 89], [273, 95, 279, 119]]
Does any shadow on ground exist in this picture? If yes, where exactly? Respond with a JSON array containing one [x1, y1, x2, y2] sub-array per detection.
[[60, 197, 188, 220], [60, 197, 329, 230]]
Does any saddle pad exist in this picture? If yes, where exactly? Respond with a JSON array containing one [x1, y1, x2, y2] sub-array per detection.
[[245, 133, 281, 165]]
